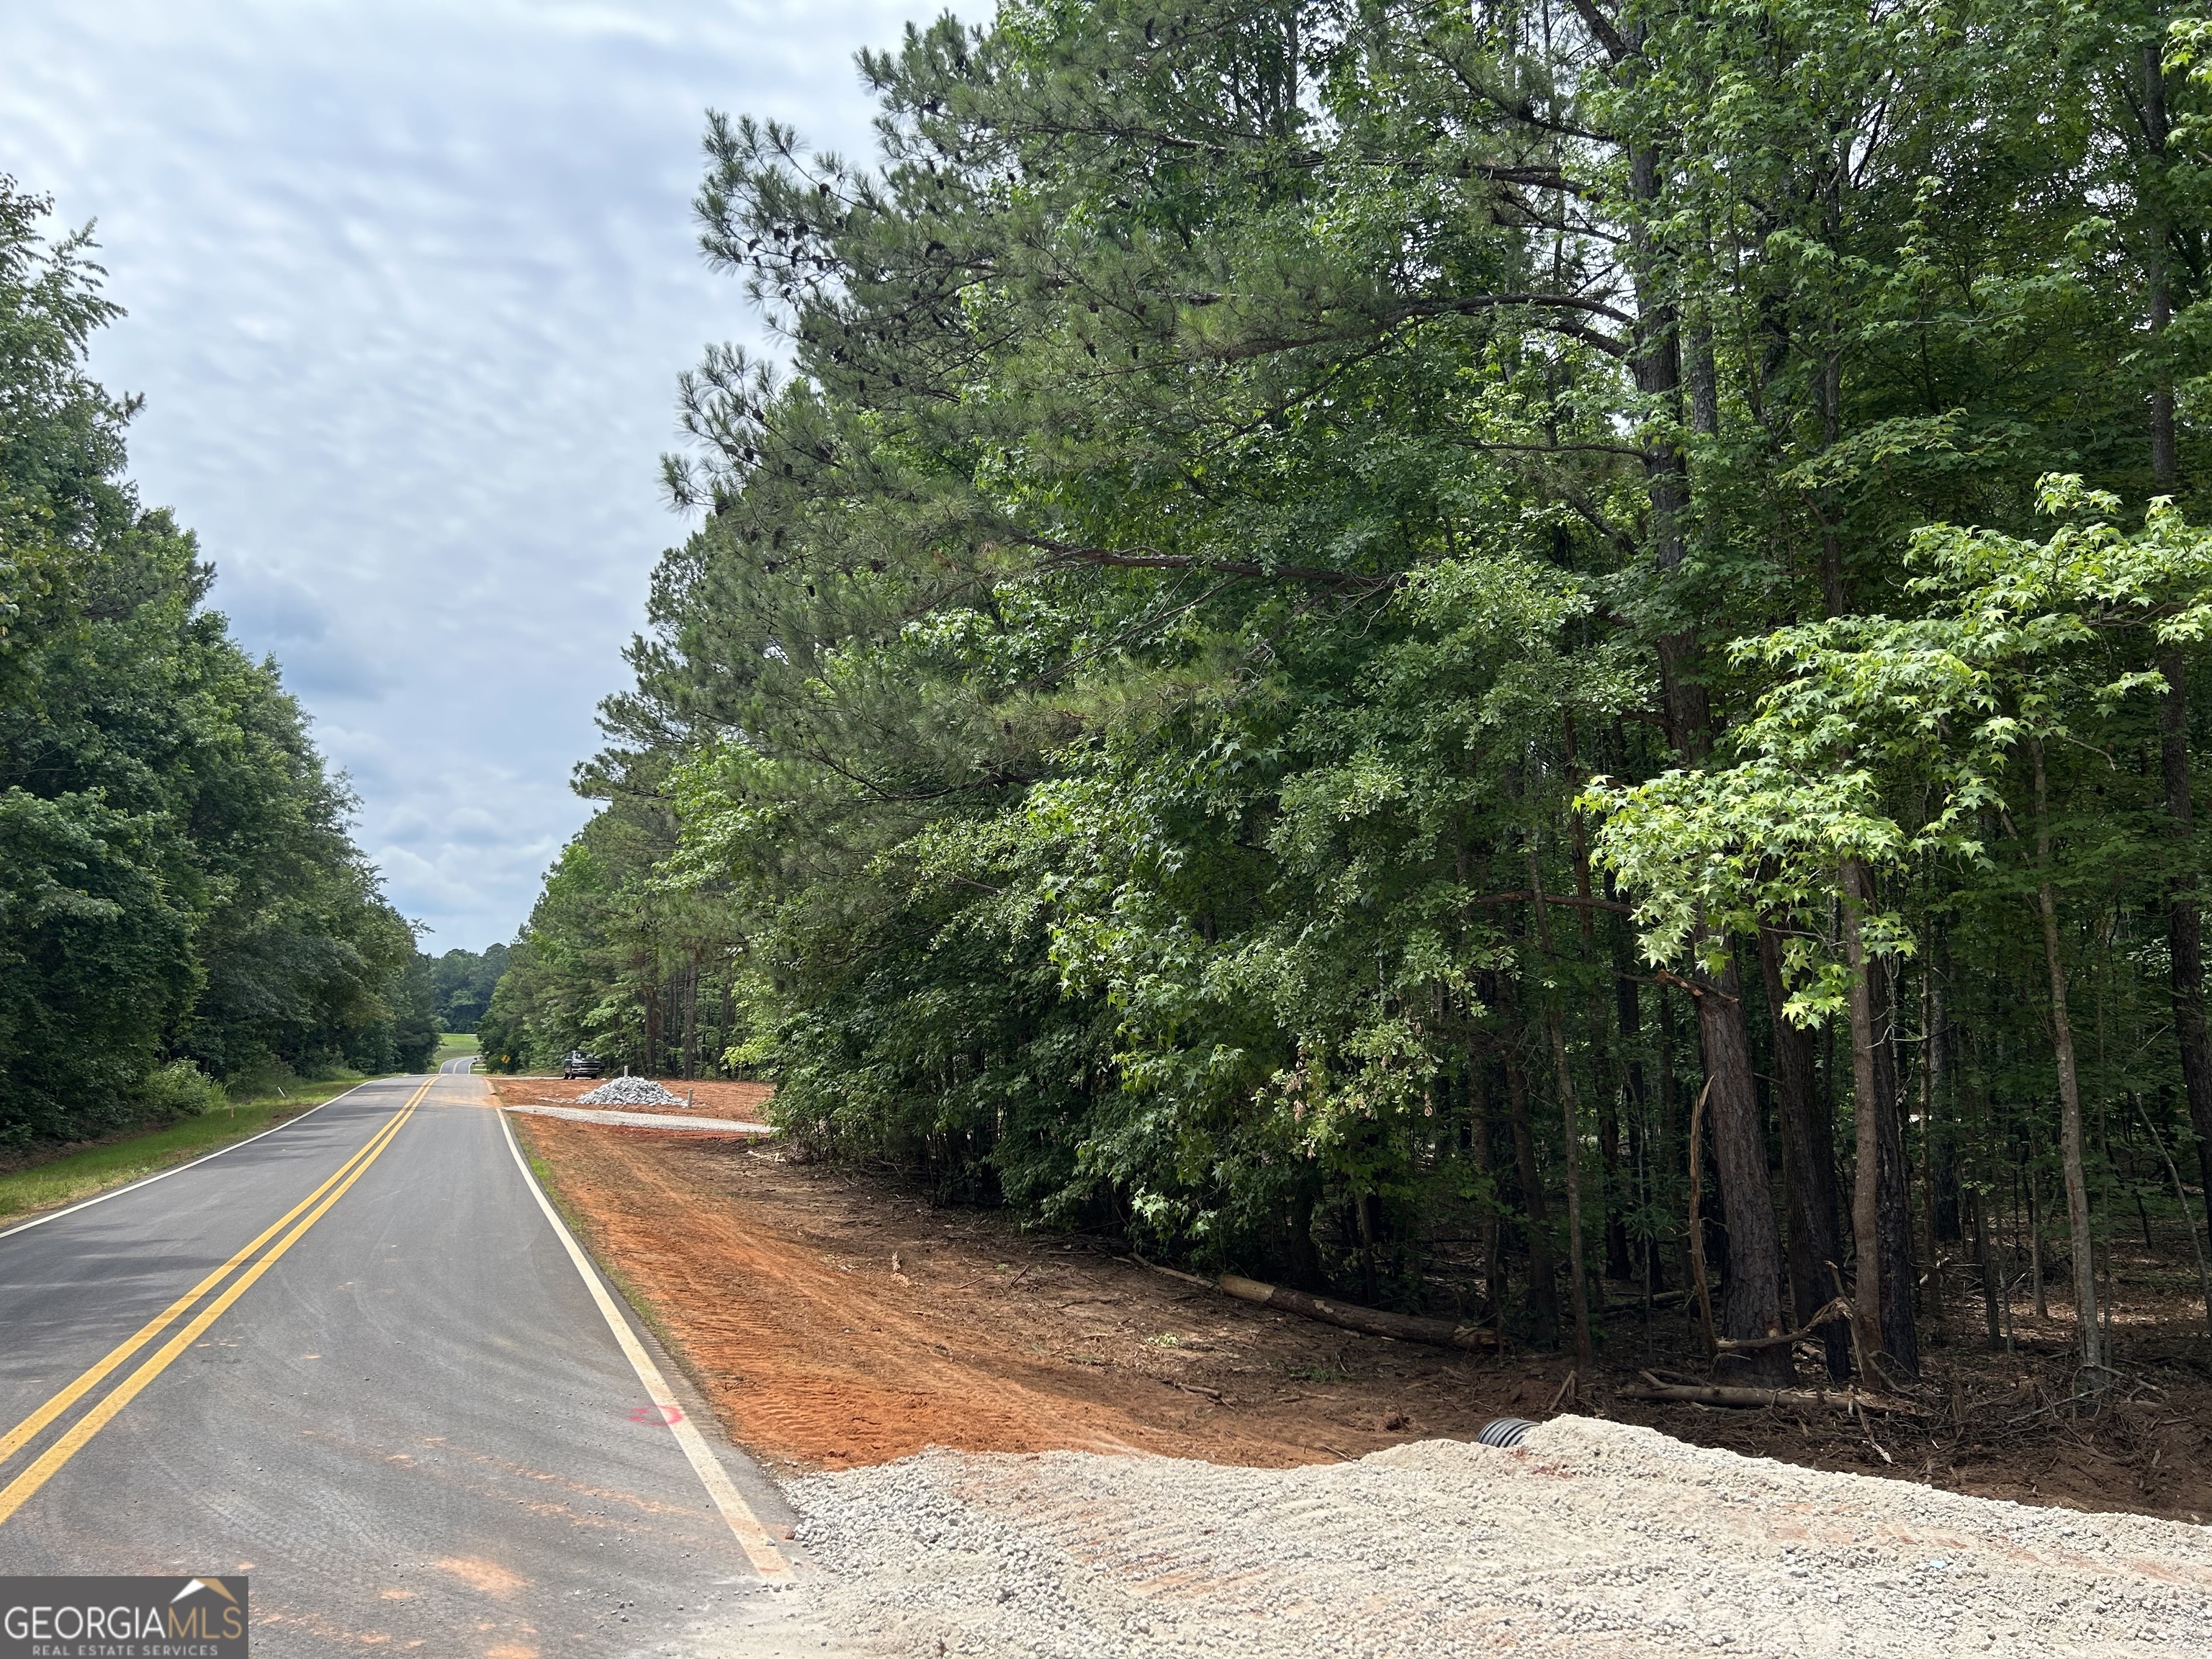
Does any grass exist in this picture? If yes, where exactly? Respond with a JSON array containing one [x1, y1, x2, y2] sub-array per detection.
[[433, 1032, 479, 1067], [0, 1074, 369, 1228]]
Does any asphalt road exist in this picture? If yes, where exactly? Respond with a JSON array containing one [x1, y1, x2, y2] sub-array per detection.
[[0, 1065, 825, 1657]]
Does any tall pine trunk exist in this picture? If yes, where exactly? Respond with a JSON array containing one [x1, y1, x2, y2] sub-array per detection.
[[1503, 1041, 1559, 1345], [1565, 721, 1634, 1283], [1614, 903, 1655, 1286], [1467, 1052, 1505, 1316], [2159, 649, 2212, 1235], [1840, 858, 1889, 1375], [1757, 922, 1851, 1380], [1869, 957, 1920, 1375], [2029, 737, 2103, 1372], [1627, 152, 1790, 1382], [2142, 38, 2212, 1251], [1696, 949, 1790, 1383], [1529, 853, 1595, 1374]]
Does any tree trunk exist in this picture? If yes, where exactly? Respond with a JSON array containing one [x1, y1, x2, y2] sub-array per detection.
[[2141, 38, 2212, 1254], [1467, 1053, 1504, 1315], [1658, 984, 1688, 1291], [1816, 345, 1849, 620], [2029, 736, 2104, 1372], [1504, 1046, 1559, 1344], [1840, 857, 1887, 1375], [1757, 921, 1851, 1380], [1550, 1017, 1593, 1375], [680, 951, 701, 1080], [718, 973, 736, 1072], [1596, 1076, 1631, 1282], [1929, 960, 1960, 1242], [1869, 956, 1920, 1376], [2146, 40, 2179, 499], [1613, 902, 1650, 1285], [1920, 963, 1948, 1338], [1529, 853, 1594, 1374], [1287, 1182, 1323, 1292], [1628, 246, 1790, 1380], [1972, 1184, 2004, 1350], [2158, 649, 2212, 1244], [1564, 725, 1632, 1285], [1695, 948, 1791, 1385], [2028, 1163, 2047, 1319]]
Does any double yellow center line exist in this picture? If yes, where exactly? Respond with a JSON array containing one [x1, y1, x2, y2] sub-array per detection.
[[0, 1077, 432, 1527]]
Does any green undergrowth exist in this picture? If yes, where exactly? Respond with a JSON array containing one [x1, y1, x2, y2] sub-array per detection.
[[433, 1032, 480, 1068], [0, 1074, 371, 1226]]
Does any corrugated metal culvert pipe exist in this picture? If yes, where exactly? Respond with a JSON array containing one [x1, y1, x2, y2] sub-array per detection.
[[1476, 1417, 1539, 1449]]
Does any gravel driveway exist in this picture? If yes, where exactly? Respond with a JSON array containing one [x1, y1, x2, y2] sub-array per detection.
[[788, 1416, 2212, 1657]]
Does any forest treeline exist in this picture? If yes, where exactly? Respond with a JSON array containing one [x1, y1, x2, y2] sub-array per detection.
[[489, 0, 2212, 1383], [428, 943, 508, 1034], [0, 181, 436, 1151]]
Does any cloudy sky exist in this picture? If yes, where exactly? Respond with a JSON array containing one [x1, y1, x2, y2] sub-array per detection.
[[0, 0, 932, 950]]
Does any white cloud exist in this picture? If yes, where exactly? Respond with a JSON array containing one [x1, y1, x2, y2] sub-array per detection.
[[0, 0, 936, 949]]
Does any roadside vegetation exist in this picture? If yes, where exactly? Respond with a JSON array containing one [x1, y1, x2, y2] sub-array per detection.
[[488, 1, 2212, 1396], [0, 179, 437, 1158], [0, 1071, 368, 1226]]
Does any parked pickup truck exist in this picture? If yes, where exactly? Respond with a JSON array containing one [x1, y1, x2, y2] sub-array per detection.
[[561, 1051, 603, 1079]]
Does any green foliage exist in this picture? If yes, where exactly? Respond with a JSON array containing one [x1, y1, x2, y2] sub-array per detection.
[[138, 1059, 226, 1118], [0, 1073, 364, 1226], [0, 178, 424, 1148], [1591, 477, 2212, 1016], [390, 955, 440, 1074], [427, 943, 508, 1030], [505, 0, 2212, 1343], [477, 793, 750, 1078]]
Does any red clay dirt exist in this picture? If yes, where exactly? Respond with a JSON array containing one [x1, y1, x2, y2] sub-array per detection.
[[492, 1075, 769, 1119], [499, 1083, 2212, 1524]]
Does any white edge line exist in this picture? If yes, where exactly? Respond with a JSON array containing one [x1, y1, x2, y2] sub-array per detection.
[[495, 1106, 796, 1583], [0, 1075, 405, 1244]]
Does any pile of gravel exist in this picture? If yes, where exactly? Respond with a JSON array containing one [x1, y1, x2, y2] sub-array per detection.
[[786, 1416, 2212, 1658], [574, 1074, 686, 1107]]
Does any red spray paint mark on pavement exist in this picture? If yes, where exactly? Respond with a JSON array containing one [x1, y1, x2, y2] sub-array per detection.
[[629, 1403, 683, 1426]]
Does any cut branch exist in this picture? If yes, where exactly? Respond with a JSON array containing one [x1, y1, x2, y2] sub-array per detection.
[[1619, 1376, 1931, 1416], [1713, 1296, 1856, 1353]]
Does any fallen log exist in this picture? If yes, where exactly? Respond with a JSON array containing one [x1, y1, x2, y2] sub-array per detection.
[[1215, 1274, 1498, 1352], [1121, 1256, 1498, 1352], [1619, 1375, 1930, 1417]]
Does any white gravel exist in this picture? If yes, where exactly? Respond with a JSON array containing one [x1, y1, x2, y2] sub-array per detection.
[[575, 1075, 688, 1105], [785, 1416, 2212, 1657], [504, 1102, 769, 1134]]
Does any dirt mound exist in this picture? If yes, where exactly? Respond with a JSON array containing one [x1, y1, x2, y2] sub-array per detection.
[[792, 1419, 2212, 1658]]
